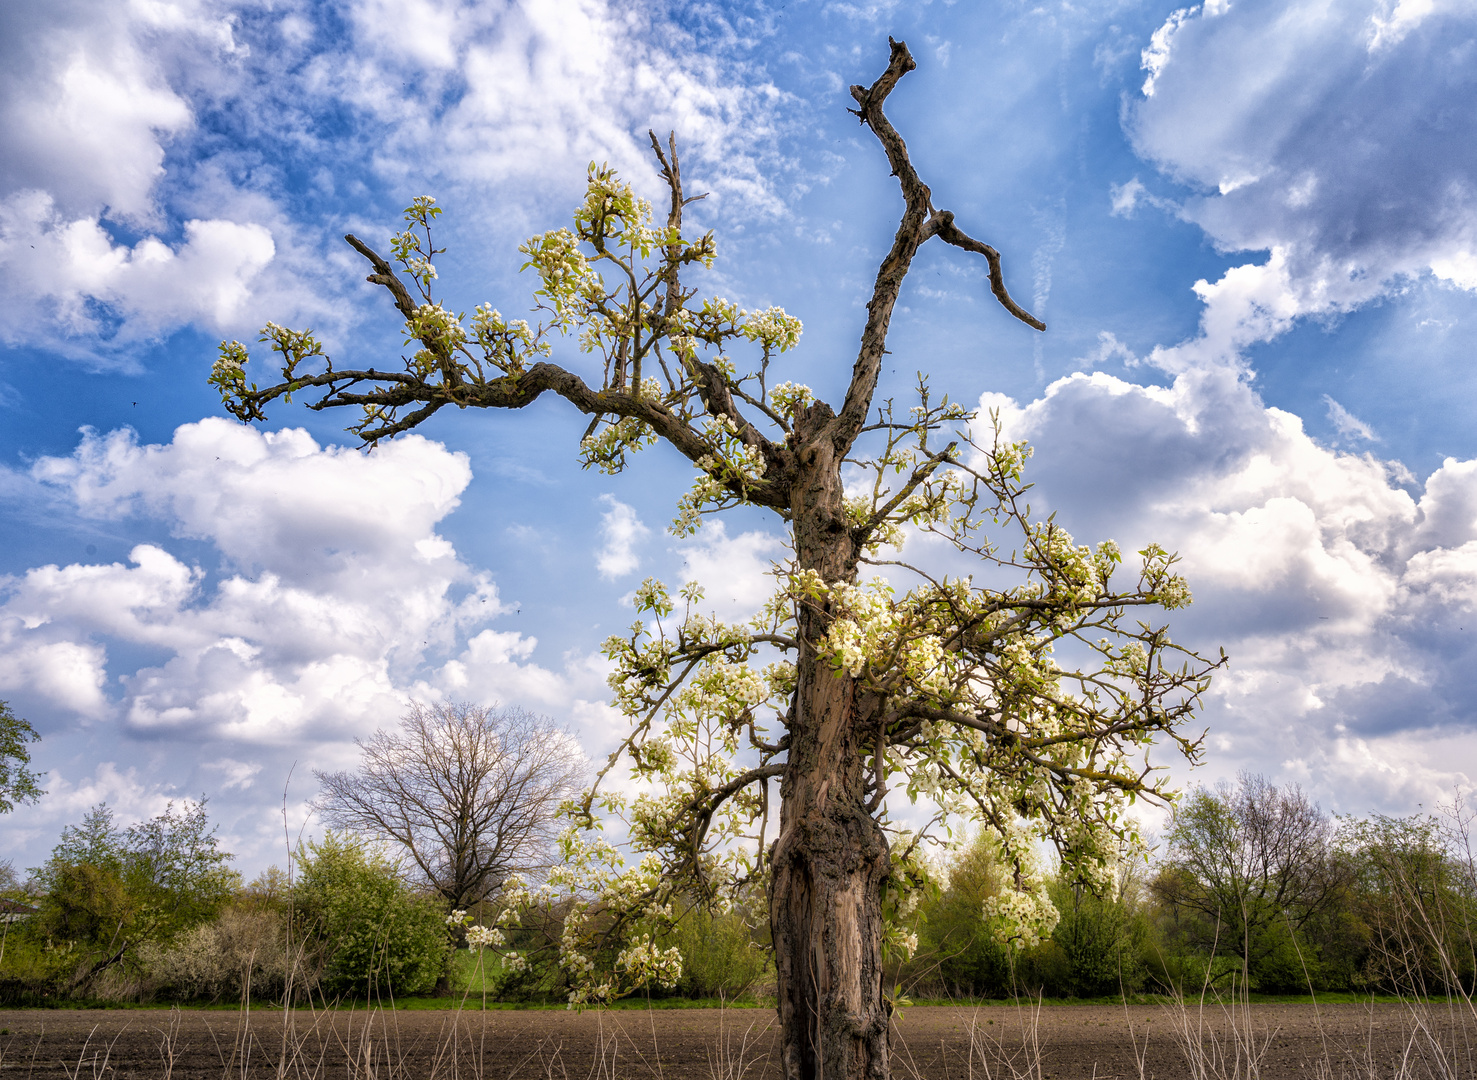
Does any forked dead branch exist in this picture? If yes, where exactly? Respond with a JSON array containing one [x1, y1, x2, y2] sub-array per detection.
[[212, 37, 1223, 1080]]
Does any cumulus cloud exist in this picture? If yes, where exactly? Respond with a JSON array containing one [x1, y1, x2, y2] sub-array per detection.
[[342, 0, 787, 211], [0, 0, 226, 223], [677, 521, 787, 622], [976, 356, 1477, 813], [0, 0, 310, 359], [0, 0, 346, 360], [1128, 0, 1477, 319], [594, 495, 649, 580], [0, 0, 787, 358], [951, 1, 1477, 814], [0, 761, 186, 854], [1043, 0, 1477, 811], [312, 0, 789, 213], [0, 418, 637, 864], [0, 192, 275, 350], [0, 419, 534, 742]]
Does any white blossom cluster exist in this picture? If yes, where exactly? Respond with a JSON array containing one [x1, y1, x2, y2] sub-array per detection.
[[671, 416, 769, 536], [579, 380, 664, 475], [209, 340, 249, 400], [391, 196, 443, 294], [740, 307, 803, 353], [405, 303, 467, 376], [768, 380, 815, 417]]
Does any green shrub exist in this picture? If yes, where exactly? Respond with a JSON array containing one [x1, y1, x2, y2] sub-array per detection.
[[293, 833, 448, 999], [0, 926, 73, 1005], [1047, 877, 1148, 997], [906, 833, 1152, 1000], [659, 902, 771, 999], [911, 834, 1014, 998]]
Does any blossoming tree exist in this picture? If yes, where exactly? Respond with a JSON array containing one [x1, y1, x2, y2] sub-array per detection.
[[212, 40, 1220, 1080]]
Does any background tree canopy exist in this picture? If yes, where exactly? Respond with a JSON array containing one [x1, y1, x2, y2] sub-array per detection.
[[292, 832, 448, 999], [30, 800, 237, 992], [0, 701, 42, 815]]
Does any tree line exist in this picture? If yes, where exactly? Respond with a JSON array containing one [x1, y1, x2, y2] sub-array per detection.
[[4, 694, 1474, 1007], [0, 701, 583, 1004], [896, 773, 1477, 1002]]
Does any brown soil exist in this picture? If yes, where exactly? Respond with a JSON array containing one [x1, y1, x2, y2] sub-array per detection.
[[0, 1002, 1472, 1079]]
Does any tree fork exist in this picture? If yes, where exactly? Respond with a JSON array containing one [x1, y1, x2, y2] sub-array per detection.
[[761, 38, 1044, 1074]]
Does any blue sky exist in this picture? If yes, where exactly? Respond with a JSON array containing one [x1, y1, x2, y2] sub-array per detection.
[[3, 0, 1477, 876]]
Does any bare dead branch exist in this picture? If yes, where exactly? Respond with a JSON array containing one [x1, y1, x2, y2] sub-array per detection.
[[933, 213, 1046, 331], [828, 37, 1043, 460]]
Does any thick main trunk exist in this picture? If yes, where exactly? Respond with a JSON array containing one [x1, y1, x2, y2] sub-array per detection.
[[769, 406, 892, 1080]]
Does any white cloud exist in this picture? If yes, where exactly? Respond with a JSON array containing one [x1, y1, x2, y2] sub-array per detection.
[[0, 0, 788, 356], [0, 762, 179, 856], [204, 757, 263, 791], [1109, 176, 1178, 219], [1129, 0, 1477, 321], [677, 521, 787, 622], [0, 415, 643, 868], [0, 419, 547, 743], [1076, 330, 1138, 371], [0, 192, 275, 351], [1324, 394, 1379, 443], [594, 495, 649, 580], [979, 357, 1477, 813], [428, 629, 564, 709], [1003, 0, 1477, 808], [1138, 5, 1201, 98], [344, 0, 788, 214], [1109, 177, 1147, 217], [1367, 0, 1449, 51], [0, 0, 341, 359], [0, 636, 109, 718], [0, 0, 216, 223]]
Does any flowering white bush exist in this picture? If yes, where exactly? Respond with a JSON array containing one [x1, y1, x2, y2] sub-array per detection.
[[141, 908, 298, 1003]]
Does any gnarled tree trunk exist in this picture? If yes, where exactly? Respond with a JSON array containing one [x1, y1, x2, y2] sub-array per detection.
[[768, 404, 893, 1080]]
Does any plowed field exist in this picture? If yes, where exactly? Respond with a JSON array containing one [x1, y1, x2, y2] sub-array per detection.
[[1, 1001, 1472, 1078]]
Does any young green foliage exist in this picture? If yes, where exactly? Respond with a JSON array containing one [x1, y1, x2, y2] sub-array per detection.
[[0, 700, 43, 813], [293, 832, 449, 998], [31, 800, 238, 991]]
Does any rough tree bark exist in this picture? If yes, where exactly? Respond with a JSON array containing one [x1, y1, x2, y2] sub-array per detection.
[[764, 43, 1035, 1074], [769, 404, 892, 1077]]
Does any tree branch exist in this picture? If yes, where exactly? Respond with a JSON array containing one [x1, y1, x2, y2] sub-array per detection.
[[829, 38, 1044, 459], [345, 234, 419, 321], [933, 213, 1046, 331], [831, 37, 931, 456]]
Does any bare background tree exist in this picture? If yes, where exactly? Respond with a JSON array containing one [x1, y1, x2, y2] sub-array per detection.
[[314, 703, 585, 911]]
